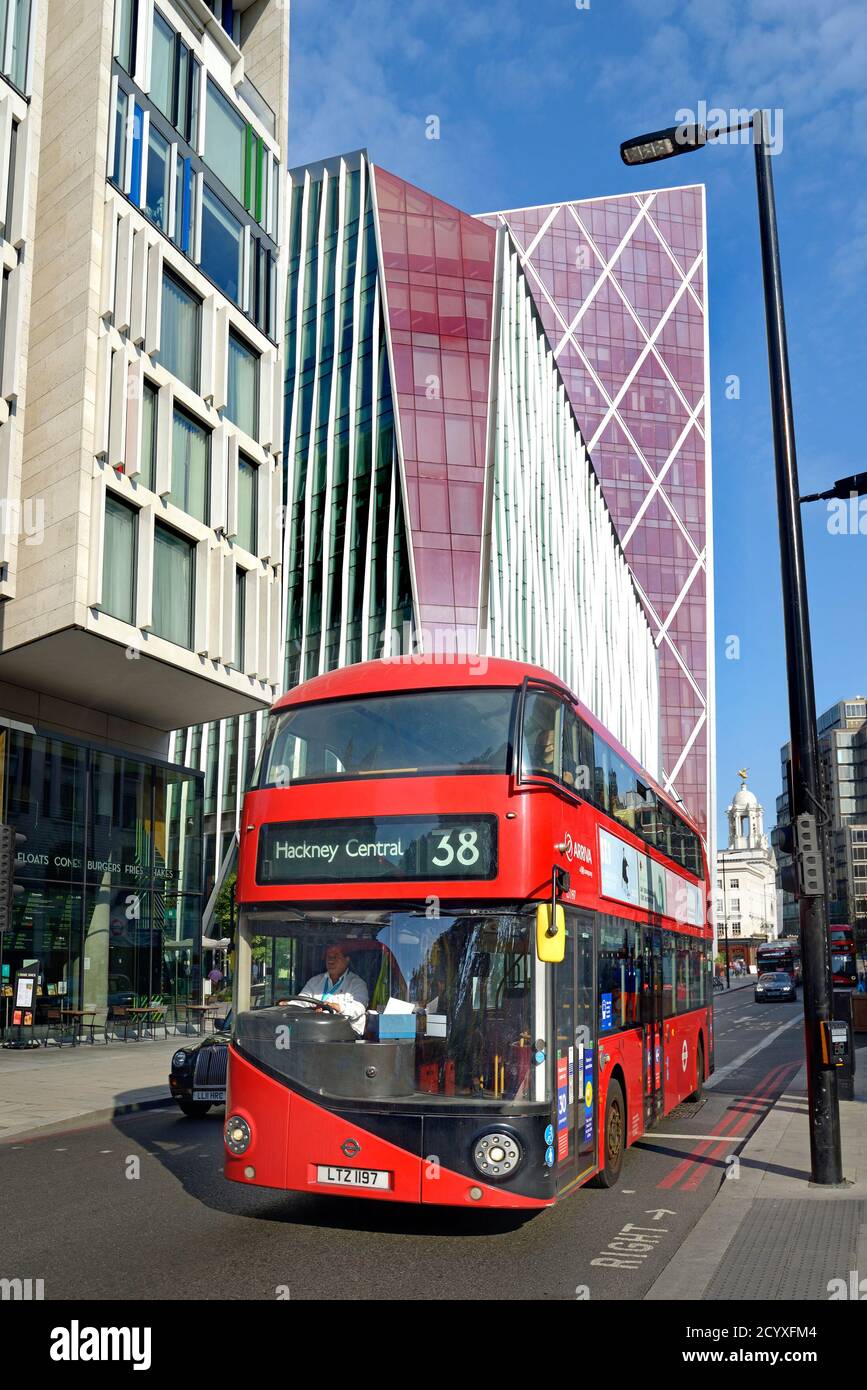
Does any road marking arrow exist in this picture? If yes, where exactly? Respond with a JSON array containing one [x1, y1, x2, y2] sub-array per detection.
[[645, 1208, 676, 1221]]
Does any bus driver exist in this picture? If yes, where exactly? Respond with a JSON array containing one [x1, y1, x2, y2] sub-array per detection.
[[300, 943, 369, 1036]]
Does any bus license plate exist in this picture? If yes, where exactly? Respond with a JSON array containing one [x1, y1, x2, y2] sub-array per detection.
[[192, 1089, 225, 1101], [316, 1165, 390, 1190]]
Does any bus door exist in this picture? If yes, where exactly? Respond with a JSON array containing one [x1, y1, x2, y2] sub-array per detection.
[[553, 909, 597, 1192], [642, 927, 665, 1127]]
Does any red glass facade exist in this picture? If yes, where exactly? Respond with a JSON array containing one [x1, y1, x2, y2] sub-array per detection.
[[374, 166, 496, 649], [478, 189, 710, 839]]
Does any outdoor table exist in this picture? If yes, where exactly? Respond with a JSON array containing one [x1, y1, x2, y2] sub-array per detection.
[[176, 1004, 214, 1036]]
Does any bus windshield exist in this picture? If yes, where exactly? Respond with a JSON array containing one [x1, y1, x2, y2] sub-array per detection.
[[256, 689, 515, 787], [236, 906, 540, 1105]]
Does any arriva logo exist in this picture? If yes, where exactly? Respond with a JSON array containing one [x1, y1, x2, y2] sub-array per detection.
[[49, 1322, 152, 1371], [559, 832, 593, 867]]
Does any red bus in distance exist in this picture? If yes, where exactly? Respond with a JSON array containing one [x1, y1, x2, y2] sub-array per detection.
[[829, 926, 857, 988], [756, 938, 802, 984], [224, 657, 712, 1210]]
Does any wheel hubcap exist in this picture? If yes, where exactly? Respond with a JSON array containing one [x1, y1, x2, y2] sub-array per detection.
[[608, 1100, 623, 1165]]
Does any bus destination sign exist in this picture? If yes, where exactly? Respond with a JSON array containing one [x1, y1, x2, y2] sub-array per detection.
[[257, 815, 498, 885]]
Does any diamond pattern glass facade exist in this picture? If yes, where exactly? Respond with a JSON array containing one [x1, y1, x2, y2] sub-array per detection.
[[479, 188, 712, 842]]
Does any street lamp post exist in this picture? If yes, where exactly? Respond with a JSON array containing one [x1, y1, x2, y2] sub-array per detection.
[[620, 110, 844, 1185]]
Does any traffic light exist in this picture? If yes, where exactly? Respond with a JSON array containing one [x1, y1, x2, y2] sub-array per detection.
[[775, 820, 799, 896], [775, 815, 826, 898], [796, 812, 825, 898], [0, 824, 26, 935]]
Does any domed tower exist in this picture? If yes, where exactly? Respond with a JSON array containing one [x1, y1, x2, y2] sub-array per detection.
[[726, 770, 768, 851]]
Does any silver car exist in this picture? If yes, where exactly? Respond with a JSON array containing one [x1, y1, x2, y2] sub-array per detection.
[[754, 971, 798, 1002]]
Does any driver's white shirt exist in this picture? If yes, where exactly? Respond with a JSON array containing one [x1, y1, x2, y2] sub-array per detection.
[[300, 970, 369, 1036]]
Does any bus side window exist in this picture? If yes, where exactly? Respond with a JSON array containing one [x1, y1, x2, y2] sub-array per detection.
[[564, 710, 594, 794], [521, 691, 563, 782]]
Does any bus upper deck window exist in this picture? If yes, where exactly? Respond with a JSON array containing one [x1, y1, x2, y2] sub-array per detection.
[[522, 692, 563, 782]]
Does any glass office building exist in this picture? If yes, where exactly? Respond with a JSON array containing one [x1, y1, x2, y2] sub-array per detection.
[[0, 725, 203, 1031], [185, 155, 714, 906]]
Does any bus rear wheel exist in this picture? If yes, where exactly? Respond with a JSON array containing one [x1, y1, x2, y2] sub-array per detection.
[[685, 1041, 704, 1103], [590, 1078, 625, 1188]]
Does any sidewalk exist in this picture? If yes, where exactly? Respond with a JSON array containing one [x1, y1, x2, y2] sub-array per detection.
[[646, 1047, 867, 1301], [715, 976, 756, 994], [0, 1036, 184, 1142]]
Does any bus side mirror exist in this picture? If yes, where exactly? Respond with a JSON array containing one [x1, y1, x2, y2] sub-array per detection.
[[536, 904, 566, 963]]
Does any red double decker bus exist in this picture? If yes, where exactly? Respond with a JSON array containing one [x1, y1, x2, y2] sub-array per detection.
[[830, 927, 857, 988], [224, 658, 712, 1210]]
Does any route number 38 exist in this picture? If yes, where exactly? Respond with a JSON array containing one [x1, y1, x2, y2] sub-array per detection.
[[430, 829, 480, 867]]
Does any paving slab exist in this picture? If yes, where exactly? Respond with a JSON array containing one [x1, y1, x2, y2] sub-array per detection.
[[646, 1057, 867, 1301], [0, 1035, 186, 1141]]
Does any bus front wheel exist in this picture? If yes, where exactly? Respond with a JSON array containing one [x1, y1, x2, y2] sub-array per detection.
[[591, 1078, 625, 1188]]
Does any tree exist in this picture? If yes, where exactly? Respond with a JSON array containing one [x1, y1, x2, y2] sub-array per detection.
[[213, 872, 236, 940]]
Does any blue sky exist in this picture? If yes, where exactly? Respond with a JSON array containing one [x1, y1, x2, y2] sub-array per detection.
[[288, 0, 867, 845]]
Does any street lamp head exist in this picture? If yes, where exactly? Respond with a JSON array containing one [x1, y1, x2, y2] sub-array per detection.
[[799, 470, 867, 504], [620, 123, 708, 166]]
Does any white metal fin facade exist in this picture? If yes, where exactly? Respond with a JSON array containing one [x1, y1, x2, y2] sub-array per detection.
[[482, 238, 660, 778]]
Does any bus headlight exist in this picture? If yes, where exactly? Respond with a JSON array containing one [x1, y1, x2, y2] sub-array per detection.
[[225, 1115, 252, 1155], [172, 1050, 188, 1070], [471, 1130, 523, 1180]]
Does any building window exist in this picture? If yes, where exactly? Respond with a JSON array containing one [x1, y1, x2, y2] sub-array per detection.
[[150, 7, 199, 144], [227, 330, 259, 437], [3, 118, 17, 241], [172, 154, 194, 255], [149, 9, 173, 117], [128, 100, 145, 206], [103, 494, 137, 624], [234, 567, 246, 669], [203, 0, 237, 41], [145, 125, 171, 234], [160, 270, 200, 390], [730, 878, 739, 889], [114, 0, 137, 75], [171, 407, 210, 522], [139, 380, 158, 490], [0, 268, 9, 384], [110, 87, 128, 188], [236, 453, 257, 553], [205, 80, 245, 205], [153, 522, 193, 647], [731, 923, 741, 937], [201, 184, 243, 303], [249, 240, 276, 337]]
